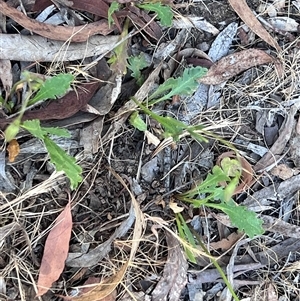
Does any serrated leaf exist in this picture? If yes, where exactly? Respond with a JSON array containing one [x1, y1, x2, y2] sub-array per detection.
[[129, 111, 147, 131], [22, 119, 46, 139], [44, 136, 82, 190], [128, 54, 149, 86], [149, 67, 207, 104], [138, 3, 173, 27], [108, 1, 119, 28], [28, 74, 74, 106], [208, 200, 264, 238], [180, 165, 230, 199]]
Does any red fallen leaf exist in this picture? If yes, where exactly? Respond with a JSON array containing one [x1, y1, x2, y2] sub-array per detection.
[[0, 1, 114, 42], [23, 81, 101, 121], [37, 199, 72, 296], [199, 49, 274, 85]]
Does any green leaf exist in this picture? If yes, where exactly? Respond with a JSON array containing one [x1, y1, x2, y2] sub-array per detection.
[[138, 3, 173, 27], [127, 54, 149, 86], [42, 127, 71, 137], [180, 165, 230, 199], [207, 200, 264, 238], [28, 73, 74, 106], [176, 213, 197, 263], [22, 119, 81, 190], [221, 157, 242, 178], [44, 136, 82, 190], [108, 1, 119, 28], [21, 119, 46, 139], [5, 119, 21, 142], [148, 67, 207, 104], [134, 99, 188, 141], [129, 111, 147, 131]]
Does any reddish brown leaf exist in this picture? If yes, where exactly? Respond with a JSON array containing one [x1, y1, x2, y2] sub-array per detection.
[[127, 6, 163, 40], [228, 0, 281, 51], [199, 49, 273, 85], [22, 82, 101, 122], [0, 1, 114, 42], [7, 139, 20, 163], [37, 200, 72, 296]]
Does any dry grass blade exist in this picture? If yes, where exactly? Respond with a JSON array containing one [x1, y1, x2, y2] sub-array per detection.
[[228, 0, 281, 51]]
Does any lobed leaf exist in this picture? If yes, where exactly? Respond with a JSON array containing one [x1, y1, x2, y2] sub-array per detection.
[[149, 67, 207, 104], [207, 200, 264, 238], [138, 2, 173, 27], [44, 136, 82, 190], [127, 53, 149, 86], [22, 119, 82, 190], [29, 73, 74, 105]]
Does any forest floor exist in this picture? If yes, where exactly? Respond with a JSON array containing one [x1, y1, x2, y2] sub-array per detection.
[[1, 0, 300, 300]]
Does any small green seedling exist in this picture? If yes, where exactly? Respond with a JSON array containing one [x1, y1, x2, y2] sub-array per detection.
[[178, 158, 264, 238], [127, 53, 149, 86], [4, 72, 82, 190]]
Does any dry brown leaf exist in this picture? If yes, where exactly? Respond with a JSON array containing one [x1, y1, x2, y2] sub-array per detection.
[[209, 232, 243, 251], [228, 0, 281, 51], [169, 199, 184, 213], [7, 139, 20, 163], [37, 200, 72, 296], [270, 164, 297, 180], [199, 49, 273, 85], [0, 1, 114, 42], [71, 263, 127, 301], [151, 231, 188, 301]]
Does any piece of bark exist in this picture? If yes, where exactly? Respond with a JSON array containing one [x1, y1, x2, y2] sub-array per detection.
[[0, 34, 119, 61]]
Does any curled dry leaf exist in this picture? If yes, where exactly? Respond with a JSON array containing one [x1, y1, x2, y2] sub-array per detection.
[[7, 139, 20, 163], [70, 263, 127, 301], [228, 0, 281, 51], [0, 0, 114, 42], [37, 201, 72, 296], [199, 49, 273, 85]]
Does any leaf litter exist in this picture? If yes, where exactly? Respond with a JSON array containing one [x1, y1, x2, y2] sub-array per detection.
[[2, 0, 300, 300]]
